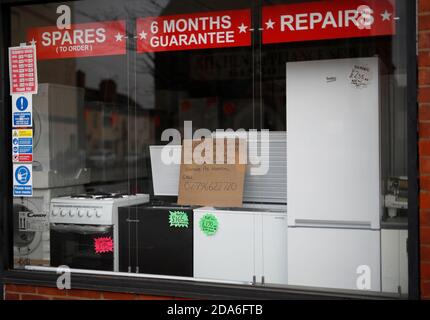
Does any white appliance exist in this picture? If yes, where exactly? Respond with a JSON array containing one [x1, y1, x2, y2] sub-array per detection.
[[381, 229, 408, 294], [13, 185, 84, 268], [33, 83, 90, 188], [49, 193, 149, 272], [192, 132, 288, 285], [194, 205, 287, 285], [286, 57, 382, 291]]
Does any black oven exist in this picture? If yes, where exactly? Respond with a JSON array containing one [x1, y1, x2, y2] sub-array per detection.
[[50, 224, 114, 271]]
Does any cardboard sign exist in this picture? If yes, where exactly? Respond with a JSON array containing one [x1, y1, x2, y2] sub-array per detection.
[[27, 20, 126, 60], [12, 129, 33, 163], [262, 0, 396, 44], [177, 139, 246, 207], [13, 164, 33, 197], [9, 45, 38, 95], [12, 94, 32, 127], [136, 9, 251, 53]]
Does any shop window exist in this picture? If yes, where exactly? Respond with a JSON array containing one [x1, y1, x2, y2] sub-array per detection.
[[7, 0, 412, 297]]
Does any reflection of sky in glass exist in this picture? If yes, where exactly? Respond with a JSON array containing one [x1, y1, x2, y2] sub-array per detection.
[[73, 0, 170, 110]]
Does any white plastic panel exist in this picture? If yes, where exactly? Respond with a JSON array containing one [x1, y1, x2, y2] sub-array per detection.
[[381, 229, 400, 293], [261, 214, 288, 285], [193, 208, 255, 283], [149, 145, 181, 196], [287, 227, 381, 291], [286, 58, 381, 229]]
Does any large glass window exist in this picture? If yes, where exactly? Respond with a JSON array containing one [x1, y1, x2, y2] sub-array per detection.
[[9, 0, 411, 296]]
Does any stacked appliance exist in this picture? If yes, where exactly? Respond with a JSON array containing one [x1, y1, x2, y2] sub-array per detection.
[[193, 132, 288, 285], [143, 133, 288, 284], [286, 57, 382, 291], [117, 146, 195, 277], [14, 84, 90, 268], [49, 193, 149, 271]]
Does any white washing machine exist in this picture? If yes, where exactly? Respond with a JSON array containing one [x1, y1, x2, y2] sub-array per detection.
[[32, 83, 90, 188], [14, 185, 85, 268]]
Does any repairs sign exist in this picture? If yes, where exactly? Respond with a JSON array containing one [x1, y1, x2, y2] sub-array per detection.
[[9, 45, 38, 95], [27, 20, 127, 60], [136, 9, 252, 53], [12, 129, 33, 163], [262, 0, 396, 44]]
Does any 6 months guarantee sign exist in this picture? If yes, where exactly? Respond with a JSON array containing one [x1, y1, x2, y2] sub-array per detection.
[[136, 9, 251, 53]]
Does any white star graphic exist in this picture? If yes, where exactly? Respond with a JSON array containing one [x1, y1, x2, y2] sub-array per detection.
[[381, 10, 392, 21], [265, 19, 275, 30], [238, 23, 248, 34], [114, 32, 124, 42], [29, 38, 37, 46], [139, 30, 148, 40]]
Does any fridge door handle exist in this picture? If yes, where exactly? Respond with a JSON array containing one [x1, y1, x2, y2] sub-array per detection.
[[292, 219, 373, 229]]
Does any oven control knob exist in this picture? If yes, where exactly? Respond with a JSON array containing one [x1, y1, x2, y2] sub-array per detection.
[[87, 209, 94, 218], [52, 208, 60, 216], [78, 209, 85, 217], [60, 209, 67, 217], [69, 209, 77, 217], [95, 210, 102, 218]]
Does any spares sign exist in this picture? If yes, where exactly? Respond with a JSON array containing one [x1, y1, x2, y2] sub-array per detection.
[[136, 9, 251, 53], [27, 20, 126, 60], [262, 0, 396, 44]]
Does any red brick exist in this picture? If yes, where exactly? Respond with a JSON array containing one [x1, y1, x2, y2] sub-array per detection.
[[420, 139, 430, 156], [37, 286, 67, 296], [419, 87, 430, 103], [420, 15, 430, 31], [135, 295, 174, 300], [20, 294, 50, 300], [420, 123, 430, 138], [419, 0, 430, 14], [102, 292, 136, 300], [421, 226, 430, 244], [421, 246, 430, 262], [421, 210, 430, 226], [419, 33, 430, 50], [419, 105, 430, 120], [5, 284, 37, 294], [66, 289, 102, 299], [4, 293, 20, 300], [420, 193, 430, 209], [422, 281, 430, 299], [420, 158, 430, 174], [420, 51, 430, 68], [420, 69, 430, 86]]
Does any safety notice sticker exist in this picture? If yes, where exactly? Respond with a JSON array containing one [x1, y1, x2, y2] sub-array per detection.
[[12, 129, 33, 163], [8, 45, 38, 95], [13, 164, 33, 197], [12, 94, 33, 127]]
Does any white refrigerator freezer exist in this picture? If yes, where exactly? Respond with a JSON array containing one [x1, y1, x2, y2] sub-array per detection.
[[286, 57, 382, 292]]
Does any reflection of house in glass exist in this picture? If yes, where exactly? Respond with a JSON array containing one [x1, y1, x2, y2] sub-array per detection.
[[79, 73, 157, 186]]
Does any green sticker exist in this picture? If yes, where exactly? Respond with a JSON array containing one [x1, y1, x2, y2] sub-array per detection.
[[199, 214, 218, 236], [169, 211, 189, 228]]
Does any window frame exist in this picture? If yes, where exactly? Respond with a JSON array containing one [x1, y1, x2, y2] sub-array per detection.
[[0, 0, 420, 300]]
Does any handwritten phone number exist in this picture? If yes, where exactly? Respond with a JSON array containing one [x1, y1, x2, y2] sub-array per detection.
[[183, 182, 237, 192]]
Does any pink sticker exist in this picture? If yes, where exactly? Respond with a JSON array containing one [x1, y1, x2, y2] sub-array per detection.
[[94, 237, 113, 254]]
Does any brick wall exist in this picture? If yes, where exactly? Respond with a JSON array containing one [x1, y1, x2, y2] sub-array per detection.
[[419, 0, 430, 300], [3, 284, 184, 300]]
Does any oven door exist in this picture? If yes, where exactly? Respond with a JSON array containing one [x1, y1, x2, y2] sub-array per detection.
[[50, 224, 114, 271]]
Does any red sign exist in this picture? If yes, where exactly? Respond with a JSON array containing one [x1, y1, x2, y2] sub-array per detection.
[[262, 0, 395, 44], [136, 9, 251, 53], [94, 237, 114, 254], [27, 20, 126, 60], [14, 154, 33, 163], [9, 46, 38, 95]]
